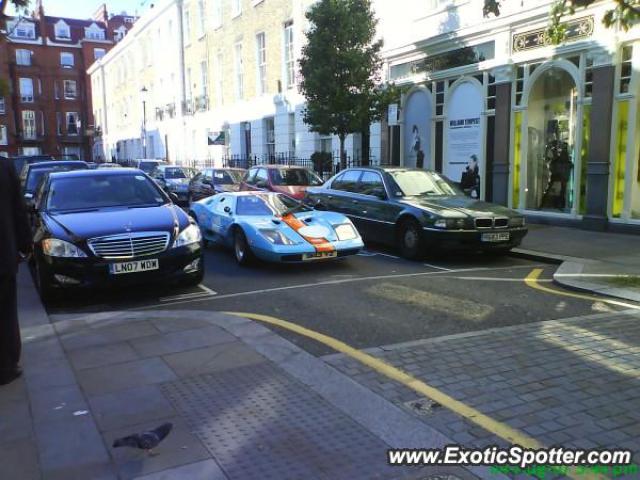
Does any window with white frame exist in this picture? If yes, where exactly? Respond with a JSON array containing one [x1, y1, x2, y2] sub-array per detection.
[[113, 26, 126, 42], [60, 52, 74, 68], [85, 23, 105, 40], [56, 112, 63, 135], [256, 32, 267, 95], [19, 78, 34, 102], [64, 80, 77, 99], [197, 0, 205, 36], [232, 0, 242, 17], [183, 7, 191, 43], [9, 20, 35, 39], [200, 61, 208, 97], [216, 52, 223, 106], [55, 20, 71, 40], [212, 0, 223, 28], [22, 110, 36, 139], [0, 125, 7, 145], [283, 21, 295, 89], [265, 117, 275, 157], [16, 49, 32, 66], [66, 112, 79, 135], [94, 48, 106, 60], [186, 67, 192, 100], [234, 41, 244, 99], [0, 97, 5, 114]]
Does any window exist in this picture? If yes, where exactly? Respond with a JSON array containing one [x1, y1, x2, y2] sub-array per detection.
[[620, 45, 633, 94], [20, 78, 34, 102], [113, 26, 126, 42], [216, 52, 223, 106], [283, 21, 295, 89], [9, 20, 35, 39], [186, 68, 192, 100], [212, 0, 223, 28], [183, 8, 191, 43], [232, 0, 242, 17], [0, 125, 7, 145], [94, 48, 106, 60], [200, 61, 208, 97], [197, 0, 205, 36], [265, 117, 275, 158], [256, 32, 267, 95], [85, 23, 105, 40], [358, 171, 385, 196], [0, 97, 5, 114], [320, 135, 332, 153], [64, 80, 77, 99], [254, 168, 269, 185], [56, 112, 63, 135], [235, 41, 244, 100], [66, 112, 79, 135], [22, 111, 36, 139], [16, 49, 32, 66], [55, 20, 71, 40], [332, 170, 362, 192], [60, 52, 74, 68]]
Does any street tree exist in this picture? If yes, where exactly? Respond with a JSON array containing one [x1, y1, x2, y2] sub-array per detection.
[[484, 0, 640, 43], [300, 0, 394, 169]]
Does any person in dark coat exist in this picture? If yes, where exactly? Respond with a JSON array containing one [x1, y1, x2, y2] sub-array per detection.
[[0, 160, 32, 386]]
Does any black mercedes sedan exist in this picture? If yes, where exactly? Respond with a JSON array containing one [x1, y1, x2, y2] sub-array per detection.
[[305, 167, 527, 259], [30, 169, 204, 300]]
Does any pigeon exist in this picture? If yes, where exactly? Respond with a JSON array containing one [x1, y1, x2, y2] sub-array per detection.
[[112, 422, 173, 455]]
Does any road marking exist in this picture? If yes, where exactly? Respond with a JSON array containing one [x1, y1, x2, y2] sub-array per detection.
[[451, 276, 553, 282], [159, 285, 218, 303], [423, 262, 452, 271], [224, 311, 601, 480], [525, 269, 640, 311], [137, 264, 545, 310], [198, 284, 218, 295], [357, 249, 401, 259]]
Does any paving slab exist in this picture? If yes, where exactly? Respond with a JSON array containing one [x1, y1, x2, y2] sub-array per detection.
[[128, 325, 236, 357], [0, 437, 41, 480], [161, 342, 267, 377], [67, 341, 141, 370], [132, 459, 228, 480]]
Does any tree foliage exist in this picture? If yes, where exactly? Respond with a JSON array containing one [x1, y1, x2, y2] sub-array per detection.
[[483, 0, 640, 43], [1, 0, 31, 15], [299, 0, 397, 168]]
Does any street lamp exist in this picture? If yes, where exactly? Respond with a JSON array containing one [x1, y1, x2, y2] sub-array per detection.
[[141, 86, 148, 158]]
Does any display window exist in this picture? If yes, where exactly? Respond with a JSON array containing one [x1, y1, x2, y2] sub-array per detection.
[[403, 89, 432, 169]]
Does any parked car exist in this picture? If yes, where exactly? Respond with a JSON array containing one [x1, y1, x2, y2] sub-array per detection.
[[11, 154, 55, 176], [189, 191, 363, 265], [133, 159, 167, 174], [305, 167, 527, 259], [150, 165, 199, 205], [30, 169, 204, 300], [21, 160, 89, 200], [239, 165, 323, 200], [188, 167, 246, 202], [97, 162, 123, 169]]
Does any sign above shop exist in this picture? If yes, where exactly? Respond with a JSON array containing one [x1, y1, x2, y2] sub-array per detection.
[[512, 16, 594, 52]]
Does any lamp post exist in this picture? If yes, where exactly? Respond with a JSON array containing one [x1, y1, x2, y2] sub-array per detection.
[[141, 86, 148, 158]]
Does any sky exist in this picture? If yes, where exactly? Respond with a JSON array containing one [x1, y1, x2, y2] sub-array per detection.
[[7, 0, 144, 19]]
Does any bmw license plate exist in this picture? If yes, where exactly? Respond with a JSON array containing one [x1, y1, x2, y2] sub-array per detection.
[[110, 259, 159, 274], [481, 232, 510, 243], [302, 251, 337, 261]]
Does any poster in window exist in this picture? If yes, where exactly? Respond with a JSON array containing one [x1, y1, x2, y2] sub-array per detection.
[[403, 90, 431, 169]]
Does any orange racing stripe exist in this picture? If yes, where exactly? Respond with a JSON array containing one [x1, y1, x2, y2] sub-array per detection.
[[281, 213, 335, 253]]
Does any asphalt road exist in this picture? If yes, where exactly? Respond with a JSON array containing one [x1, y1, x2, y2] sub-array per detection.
[[47, 243, 617, 356]]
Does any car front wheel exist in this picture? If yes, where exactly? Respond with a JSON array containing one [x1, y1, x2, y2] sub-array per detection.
[[398, 219, 424, 260], [233, 229, 254, 266]]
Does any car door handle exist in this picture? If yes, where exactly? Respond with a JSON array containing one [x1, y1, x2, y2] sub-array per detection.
[[352, 200, 359, 204]]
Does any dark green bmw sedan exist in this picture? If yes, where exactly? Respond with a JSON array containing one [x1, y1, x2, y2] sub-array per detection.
[[304, 167, 527, 259]]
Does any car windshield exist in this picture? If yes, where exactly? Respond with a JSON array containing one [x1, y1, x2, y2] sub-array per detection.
[[390, 170, 461, 197], [236, 194, 308, 216], [26, 164, 86, 193], [213, 170, 243, 185], [138, 162, 160, 173], [164, 167, 196, 179], [46, 173, 167, 212], [270, 169, 322, 186]]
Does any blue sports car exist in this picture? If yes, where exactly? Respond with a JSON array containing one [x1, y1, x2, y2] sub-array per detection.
[[189, 192, 364, 265]]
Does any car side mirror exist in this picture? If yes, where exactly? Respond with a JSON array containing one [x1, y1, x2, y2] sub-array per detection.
[[224, 206, 231, 214], [169, 192, 179, 203], [255, 180, 267, 188]]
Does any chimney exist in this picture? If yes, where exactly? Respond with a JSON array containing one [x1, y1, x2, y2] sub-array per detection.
[[34, 0, 45, 19], [92, 3, 108, 25]]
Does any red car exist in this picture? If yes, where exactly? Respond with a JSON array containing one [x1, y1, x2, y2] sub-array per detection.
[[239, 165, 324, 200]]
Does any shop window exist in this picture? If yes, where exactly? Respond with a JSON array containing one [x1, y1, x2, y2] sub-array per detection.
[[579, 105, 590, 215], [515, 66, 525, 105], [584, 57, 594, 98], [435, 81, 445, 116], [512, 112, 523, 207], [487, 74, 496, 110], [612, 101, 628, 217], [404, 89, 432, 169], [525, 67, 577, 213], [619, 45, 633, 94]]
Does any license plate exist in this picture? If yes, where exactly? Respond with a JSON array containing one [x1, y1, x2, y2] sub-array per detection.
[[481, 232, 510, 242], [302, 251, 337, 261], [110, 259, 159, 274]]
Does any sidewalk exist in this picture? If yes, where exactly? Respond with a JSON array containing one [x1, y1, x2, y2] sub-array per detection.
[[513, 224, 640, 302], [0, 267, 483, 480]]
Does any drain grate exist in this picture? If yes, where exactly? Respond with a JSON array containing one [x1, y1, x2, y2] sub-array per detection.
[[161, 362, 408, 480]]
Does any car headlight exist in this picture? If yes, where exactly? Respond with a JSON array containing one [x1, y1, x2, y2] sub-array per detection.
[[173, 224, 202, 248], [259, 229, 297, 245], [509, 217, 526, 227], [334, 223, 358, 241], [434, 218, 465, 229], [42, 238, 87, 258]]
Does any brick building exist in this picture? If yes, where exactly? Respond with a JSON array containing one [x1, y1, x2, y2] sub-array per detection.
[[0, 0, 136, 160]]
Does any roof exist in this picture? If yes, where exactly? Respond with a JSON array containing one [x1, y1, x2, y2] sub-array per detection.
[[254, 164, 314, 170], [48, 167, 141, 178], [27, 161, 88, 170]]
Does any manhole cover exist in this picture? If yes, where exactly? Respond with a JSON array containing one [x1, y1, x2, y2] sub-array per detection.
[[404, 398, 442, 417], [162, 362, 410, 480]]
